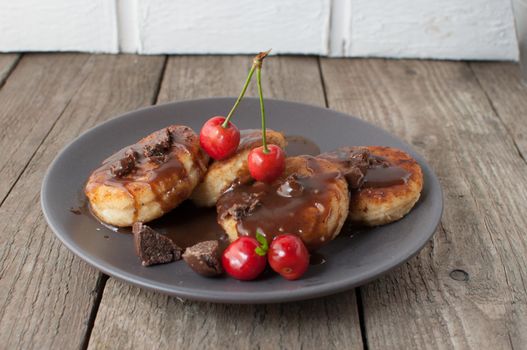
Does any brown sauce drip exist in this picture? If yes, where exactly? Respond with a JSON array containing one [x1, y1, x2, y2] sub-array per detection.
[[363, 166, 411, 188], [86, 126, 201, 222], [217, 157, 341, 251], [238, 129, 264, 150], [285, 135, 321, 156], [148, 202, 229, 250], [84, 199, 227, 249], [362, 155, 411, 188]]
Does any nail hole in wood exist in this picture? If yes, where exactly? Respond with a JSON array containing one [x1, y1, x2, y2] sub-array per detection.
[[450, 269, 469, 281]]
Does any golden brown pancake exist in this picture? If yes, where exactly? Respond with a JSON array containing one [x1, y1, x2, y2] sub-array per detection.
[[85, 125, 208, 227], [320, 146, 423, 226], [216, 156, 349, 251]]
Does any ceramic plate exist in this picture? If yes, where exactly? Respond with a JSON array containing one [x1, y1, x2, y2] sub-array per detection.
[[41, 98, 443, 303]]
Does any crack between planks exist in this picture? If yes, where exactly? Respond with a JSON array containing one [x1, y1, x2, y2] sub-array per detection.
[[356, 289, 369, 350], [80, 54, 168, 349], [317, 57, 329, 107], [0, 54, 22, 90], [319, 55, 369, 350], [154, 56, 169, 104], [0, 55, 95, 208], [467, 62, 526, 164], [80, 274, 109, 350], [0, 77, 84, 208]]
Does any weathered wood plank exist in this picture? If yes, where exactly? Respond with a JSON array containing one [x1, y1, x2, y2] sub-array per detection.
[[0, 54, 20, 88], [470, 62, 527, 161], [0, 54, 166, 349], [0, 54, 93, 204], [157, 55, 326, 104], [320, 58, 527, 349], [89, 55, 364, 350]]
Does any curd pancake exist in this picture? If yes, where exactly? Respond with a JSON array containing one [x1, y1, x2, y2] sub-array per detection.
[[216, 156, 349, 251], [320, 146, 423, 226], [191, 129, 287, 207], [85, 125, 208, 227]]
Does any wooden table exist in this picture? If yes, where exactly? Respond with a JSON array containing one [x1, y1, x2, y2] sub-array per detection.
[[0, 53, 526, 350]]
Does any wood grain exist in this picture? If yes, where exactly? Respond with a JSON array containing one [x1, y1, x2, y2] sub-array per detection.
[[0, 54, 165, 349], [470, 62, 527, 161], [88, 55, 364, 350], [0, 54, 93, 204], [0, 54, 20, 88], [320, 58, 527, 349]]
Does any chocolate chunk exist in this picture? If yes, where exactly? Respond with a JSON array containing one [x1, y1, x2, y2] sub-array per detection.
[[222, 192, 262, 220], [132, 222, 182, 266], [143, 128, 173, 162], [110, 149, 137, 178], [183, 240, 223, 277], [318, 147, 371, 189]]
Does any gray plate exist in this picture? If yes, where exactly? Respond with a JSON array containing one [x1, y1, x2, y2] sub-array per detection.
[[41, 97, 443, 304]]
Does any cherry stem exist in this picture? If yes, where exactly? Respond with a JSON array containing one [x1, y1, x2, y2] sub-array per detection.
[[256, 64, 269, 154], [222, 49, 271, 129]]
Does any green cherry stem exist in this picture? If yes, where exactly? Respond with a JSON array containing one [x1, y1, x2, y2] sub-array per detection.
[[221, 65, 256, 128], [256, 62, 269, 154], [222, 49, 271, 129]]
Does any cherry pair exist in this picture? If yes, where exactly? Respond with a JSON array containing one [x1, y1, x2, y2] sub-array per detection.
[[199, 50, 285, 183], [222, 233, 310, 281]]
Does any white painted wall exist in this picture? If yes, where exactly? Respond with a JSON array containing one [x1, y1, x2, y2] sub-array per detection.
[[0, 0, 118, 53], [0, 0, 520, 60]]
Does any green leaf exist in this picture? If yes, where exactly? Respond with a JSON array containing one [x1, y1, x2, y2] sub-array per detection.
[[255, 231, 268, 256], [255, 247, 267, 257]]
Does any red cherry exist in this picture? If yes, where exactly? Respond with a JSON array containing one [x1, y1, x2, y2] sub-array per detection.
[[268, 234, 309, 280], [222, 236, 267, 281], [200, 116, 240, 160], [247, 144, 286, 183]]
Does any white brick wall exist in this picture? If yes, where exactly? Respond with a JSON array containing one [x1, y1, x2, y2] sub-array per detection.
[[0, 0, 519, 60]]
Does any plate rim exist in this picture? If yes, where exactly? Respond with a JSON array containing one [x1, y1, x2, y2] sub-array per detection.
[[41, 97, 443, 304]]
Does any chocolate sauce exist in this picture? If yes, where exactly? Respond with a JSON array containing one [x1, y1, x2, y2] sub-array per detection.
[[86, 200, 228, 249], [217, 156, 343, 251], [318, 147, 369, 189], [149, 202, 229, 250], [85, 126, 207, 222], [285, 135, 321, 156], [319, 147, 411, 189], [363, 166, 411, 188], [85, 133, 323, 243], [238, 129, 264, 150]]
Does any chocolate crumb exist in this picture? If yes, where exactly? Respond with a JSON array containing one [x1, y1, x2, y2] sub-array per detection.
[[143, 128, 173, 162], [183, 240, 223, 277], [223, 192, 262, 221], [70, 208, 82, 215], [110, 149, 137, 178], [132, 222, 182, 266]]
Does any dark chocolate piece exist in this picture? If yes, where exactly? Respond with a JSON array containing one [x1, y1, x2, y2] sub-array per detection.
[[182, 240, 223, 277], [132, 222, 182, 266], [110, 149, 137, 178], [318, 147, 370, 189], [221, 192, 262, 221], [143, 128, 172, 162]]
